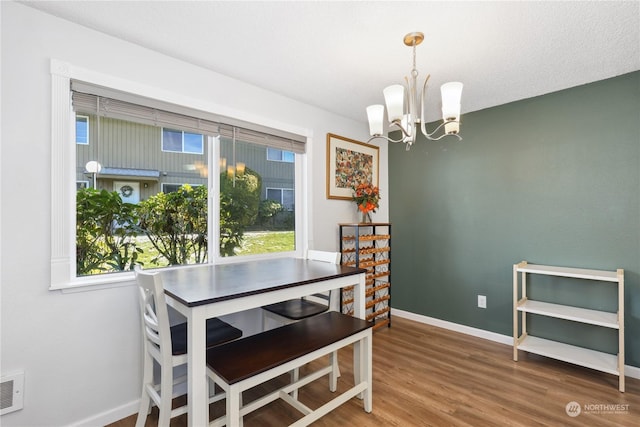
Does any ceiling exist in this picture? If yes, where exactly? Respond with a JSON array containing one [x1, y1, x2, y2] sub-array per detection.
[[20, 1, 640, 124]]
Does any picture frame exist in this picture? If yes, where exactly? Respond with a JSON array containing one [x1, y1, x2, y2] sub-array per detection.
[[326, 133, 379, 200]]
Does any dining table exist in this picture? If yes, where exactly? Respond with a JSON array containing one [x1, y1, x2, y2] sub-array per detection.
[[160, 257, 367, 426]]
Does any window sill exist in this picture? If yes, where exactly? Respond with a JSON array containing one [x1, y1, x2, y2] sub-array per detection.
[[50, 272, 136, 294], [50, 253, 299, 294]]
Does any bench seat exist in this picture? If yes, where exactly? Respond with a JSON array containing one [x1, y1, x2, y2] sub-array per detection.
[[206, 311, 373, 426]]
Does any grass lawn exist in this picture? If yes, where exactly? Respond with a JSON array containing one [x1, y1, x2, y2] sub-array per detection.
[[235, 230, 295, 255], [136, 230, 295, 268]]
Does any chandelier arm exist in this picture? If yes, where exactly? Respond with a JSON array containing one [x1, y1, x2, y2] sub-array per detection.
[[406, 78, 415, 129], [367, 133, 407, 144], [389, 119, 412, 138], [419, 74, 431, 136], [427, 131, 462, 142], [420, 120, 463, 141]]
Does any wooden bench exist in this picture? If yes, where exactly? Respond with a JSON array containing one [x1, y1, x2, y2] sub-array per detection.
[[206, 311, 373, 427]]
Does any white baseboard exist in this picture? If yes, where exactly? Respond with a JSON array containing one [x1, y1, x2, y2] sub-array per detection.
[[69, 400, 139, 427], [68, 383, 188, 427], [391, 308, 640, 381]]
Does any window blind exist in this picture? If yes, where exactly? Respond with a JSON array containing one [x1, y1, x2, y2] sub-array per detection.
[[71, 80, 306, 153]]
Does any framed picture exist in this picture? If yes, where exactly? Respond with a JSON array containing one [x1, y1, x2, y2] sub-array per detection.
[[326, 133, 379, 200]]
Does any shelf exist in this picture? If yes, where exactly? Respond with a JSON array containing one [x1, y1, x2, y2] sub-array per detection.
[[513, 261, 624, 392], [517, 299, 619, 329], [343, 259, 389, 269], [372, 319, 390, 331], [516, 263, 619, 282], [340, 223, 391, 331], [365, 294, 390, 309], [366, 306, 390, 321], [517, 336, 620, 375], [365, 285, 390, 298], [338, 222, 391, 227], [341, 246, 391, 255], [364, 272, 390, 286], [342, 234, 391, 242]]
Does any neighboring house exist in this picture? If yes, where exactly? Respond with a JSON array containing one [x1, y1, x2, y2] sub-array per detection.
[[75, 114, 295, 209]]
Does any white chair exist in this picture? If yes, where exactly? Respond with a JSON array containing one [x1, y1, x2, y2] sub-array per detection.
[[260, 250, 342, 397], [134, 266, 243, 427]]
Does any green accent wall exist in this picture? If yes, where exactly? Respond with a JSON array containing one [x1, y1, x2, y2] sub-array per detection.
[[389, 71, 640, 367]]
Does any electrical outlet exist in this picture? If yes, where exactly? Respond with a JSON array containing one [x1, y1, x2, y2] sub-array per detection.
[[478, 295, 487, 309]]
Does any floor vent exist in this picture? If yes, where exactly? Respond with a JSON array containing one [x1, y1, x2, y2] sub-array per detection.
[[1, 372, 24, 415]]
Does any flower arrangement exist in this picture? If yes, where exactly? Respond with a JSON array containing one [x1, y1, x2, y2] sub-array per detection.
[[352, 182, 380, 217]]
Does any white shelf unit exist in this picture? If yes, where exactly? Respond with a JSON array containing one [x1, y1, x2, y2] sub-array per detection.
[[513, 261, 625, 392]]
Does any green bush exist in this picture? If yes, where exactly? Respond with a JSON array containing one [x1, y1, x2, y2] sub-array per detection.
[[137, 184, 208, 265], [76, 169, 264, 274], [76, 188, 140, 275], [219, 168, 261, 256], [257, 199, 284, 227]]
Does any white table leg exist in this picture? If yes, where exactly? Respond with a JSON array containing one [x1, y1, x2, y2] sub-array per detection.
[[352, 272, 366, 319], [363, 330, 373, 412], [187, 306, 208, 427], [352, 273, 366, 398]]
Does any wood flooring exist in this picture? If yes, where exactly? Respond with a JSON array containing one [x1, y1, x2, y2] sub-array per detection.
[[108, 316, 639, 426]]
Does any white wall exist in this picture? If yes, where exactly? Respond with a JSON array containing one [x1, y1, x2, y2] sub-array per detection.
[[0, 3, 388, 426]]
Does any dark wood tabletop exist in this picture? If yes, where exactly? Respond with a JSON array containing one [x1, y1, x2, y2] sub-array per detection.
[[161, 257, 365, 307]]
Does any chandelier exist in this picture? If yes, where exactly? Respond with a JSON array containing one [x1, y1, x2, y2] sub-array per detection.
[[366, 32, 463, 150]]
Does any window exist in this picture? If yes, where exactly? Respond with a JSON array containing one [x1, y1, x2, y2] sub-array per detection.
[[50, 61, 307, 288], [161, 183, 182, 193], [76, 115, 89, 144], [162, 183, 202, 193], [219, 135, 297, 257], [75, 114, 209, 277], [162, 128, 204, 154], [267, 147, 294, 163], [266, 188, 294, 211]]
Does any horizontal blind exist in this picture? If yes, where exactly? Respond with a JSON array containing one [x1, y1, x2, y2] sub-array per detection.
[[71, 80, 306, 153], [72, 92, 220, 136], [218, 125, 303, 153]]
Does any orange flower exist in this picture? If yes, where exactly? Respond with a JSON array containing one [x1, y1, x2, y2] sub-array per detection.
[[352, 182, 380, 214]]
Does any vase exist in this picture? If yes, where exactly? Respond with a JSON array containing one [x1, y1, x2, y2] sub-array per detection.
[[361, 211, 372, 224]]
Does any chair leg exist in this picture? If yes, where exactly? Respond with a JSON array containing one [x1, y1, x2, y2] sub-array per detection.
[[289, 368, 300, 399], [135, 353, 153, 427], [157, 362, 173, 427], [239, 392, 244, 427], [261, 310, 267, 331], [134, 391, 151, 427], [208, 377, 226, 404], [329, 351, 338, 392], [226, 384, 242, 427]]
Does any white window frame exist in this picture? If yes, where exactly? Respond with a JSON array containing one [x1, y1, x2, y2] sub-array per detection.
[[266, 147, 295, 163], [266, 187, 295, 211], [50, 59, 308, 290], [75, 115, 89, 145], [161, 127, 204, 154]]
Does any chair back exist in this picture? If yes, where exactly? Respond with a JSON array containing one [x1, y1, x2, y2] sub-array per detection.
[[134, 266, 174, 365], [307, 250, 341, 264], [305, 250, 341, 309]]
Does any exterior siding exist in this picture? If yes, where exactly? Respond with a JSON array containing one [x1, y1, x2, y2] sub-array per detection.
[[76, 114, 294, 203]]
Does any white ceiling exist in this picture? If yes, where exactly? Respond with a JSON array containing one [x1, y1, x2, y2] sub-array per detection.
[[20, 0, 640, 124]]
